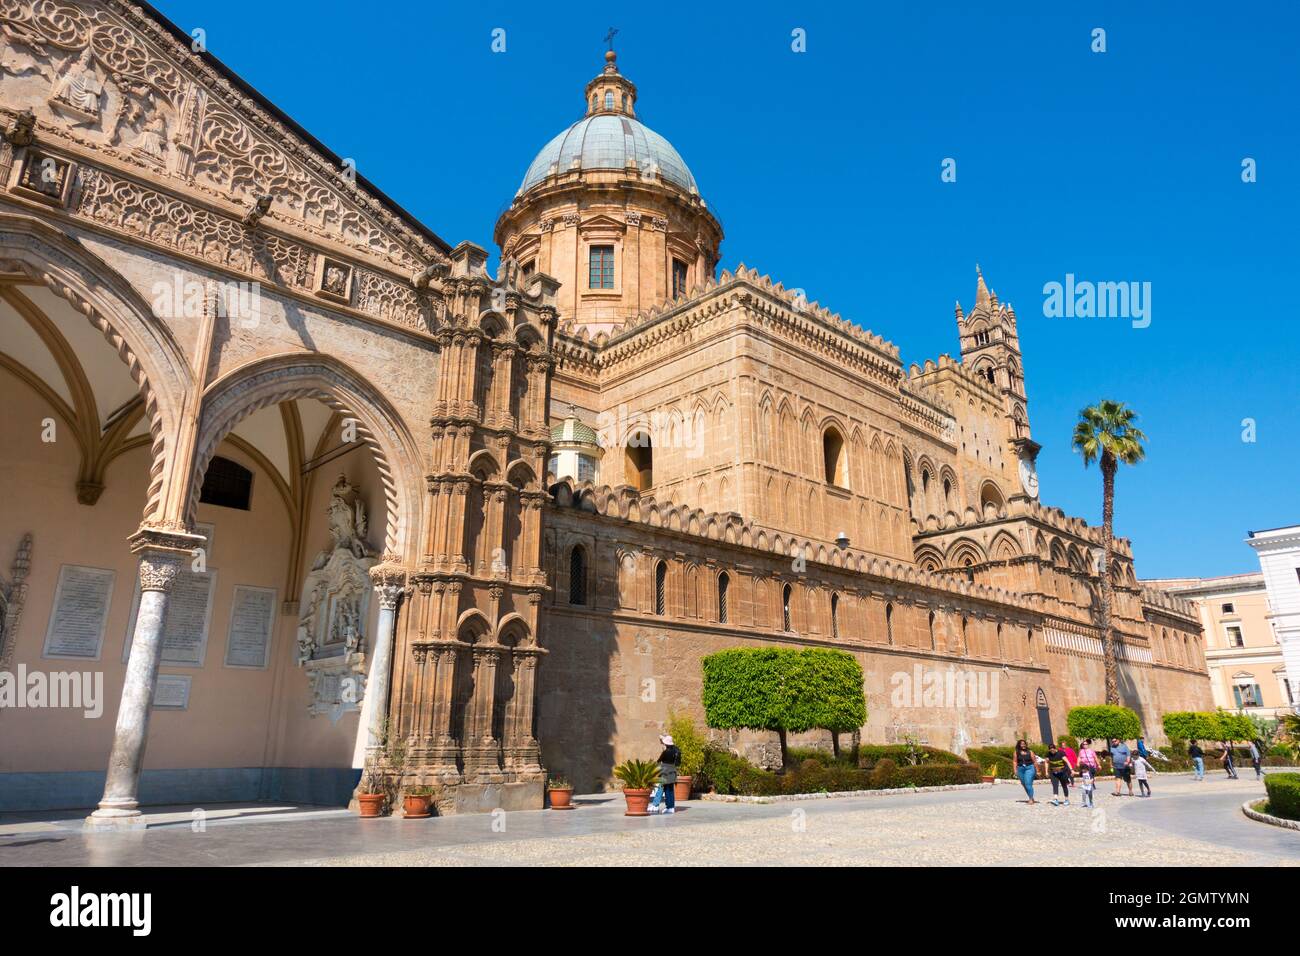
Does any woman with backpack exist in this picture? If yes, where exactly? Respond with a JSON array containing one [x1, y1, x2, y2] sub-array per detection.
[[648, 734, 682, 814]]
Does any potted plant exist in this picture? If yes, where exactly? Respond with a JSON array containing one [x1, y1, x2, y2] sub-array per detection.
[[982, 764, 998, 784], [357, 770, 386, 818], [613, 758, 661, 816], [403, 784, 434, 819], [667, 711, 705, 802], [547, 775, 574, 810]]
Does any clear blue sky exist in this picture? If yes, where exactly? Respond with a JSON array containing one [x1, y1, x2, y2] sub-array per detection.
[[155, 0, 1298, 578]]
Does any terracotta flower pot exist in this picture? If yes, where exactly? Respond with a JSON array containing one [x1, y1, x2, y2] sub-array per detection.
[[548, 787, 574, 810], [981, 775, 996, 784], [358, 793, 386, 818], [623, 788, 653, 816], [402, 794, 432, 819], [673, 776, 693, 802]]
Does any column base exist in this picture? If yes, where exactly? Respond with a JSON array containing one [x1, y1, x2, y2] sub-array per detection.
[[84, 807, 147, 831]]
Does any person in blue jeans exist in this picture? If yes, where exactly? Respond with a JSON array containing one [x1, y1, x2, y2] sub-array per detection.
[[648, 734, 681, 814], [1109, 738, 1134, 796], [1188, 740, 1205, 781], [1013, 739, 1043, 804]]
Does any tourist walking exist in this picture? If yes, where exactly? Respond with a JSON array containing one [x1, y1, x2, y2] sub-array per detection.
[[1221, 742, 1238, 780], [1110, 738, 1134, 796], [1060, 739, 1079, 772], [1132, 753, 1155, 797], [1249, 739, 1263, 779], [1188, 740, 1205, 781], [649, 734, 681, 814], [1077, 738, 1101, 777], [1046, 742, 1073, 806], [1014, 739, 1044, 804], [1079, 766, 1096, 808]]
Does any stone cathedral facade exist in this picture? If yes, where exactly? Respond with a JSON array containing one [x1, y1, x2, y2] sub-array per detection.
[[0, 2, 1211, 819]]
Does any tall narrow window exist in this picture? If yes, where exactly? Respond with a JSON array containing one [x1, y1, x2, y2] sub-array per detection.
[[885, 603, 894, 645], [782, 584, 792, 632], [589, 245, 615, 289], [569, 546, 587, 605], [625, 433, 653, 490], [831, 593, 840, 639], [928, 611, 936, 650], [672, 258, 688, 297], [604, 90, 614, 110], [822, 427, 847, 487], [717, 572, 730, 624], [655, 561, 667, 616], [961, 616, 969, 656]]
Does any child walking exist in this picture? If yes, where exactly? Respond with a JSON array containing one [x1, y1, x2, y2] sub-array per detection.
[[1132, 753, 1155, 797], [1080, 767, 1096, 808]]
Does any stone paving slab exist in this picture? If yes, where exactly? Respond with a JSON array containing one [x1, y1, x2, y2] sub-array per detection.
[[0, 773, 1295, 867]]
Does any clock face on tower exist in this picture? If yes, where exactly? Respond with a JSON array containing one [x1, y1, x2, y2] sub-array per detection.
[[1018, 456, 1039, 498]]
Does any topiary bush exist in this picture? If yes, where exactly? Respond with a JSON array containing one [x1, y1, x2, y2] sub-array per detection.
[[1263, 772, 1300, 821], [1067, 705, 1141, 742], [702, 647, 867, 767], [698, 747, 753, 795]]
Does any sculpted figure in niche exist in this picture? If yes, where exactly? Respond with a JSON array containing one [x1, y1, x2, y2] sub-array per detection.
[[322, 263, 349, 297], [132, 113, 167, 161], [315, 474, 374, 569], [49, 48, 103, 122]]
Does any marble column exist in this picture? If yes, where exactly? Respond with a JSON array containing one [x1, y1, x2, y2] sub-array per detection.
[[86, 530, 197, 830], [363, 569, 405, 756]]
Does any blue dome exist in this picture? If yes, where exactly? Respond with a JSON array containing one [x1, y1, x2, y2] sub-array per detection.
[[518, 114, 698, 195]]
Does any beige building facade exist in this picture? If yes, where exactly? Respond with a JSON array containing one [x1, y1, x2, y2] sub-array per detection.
[[0, 2, 1212, 819], [1147, 573, 1294, 717]]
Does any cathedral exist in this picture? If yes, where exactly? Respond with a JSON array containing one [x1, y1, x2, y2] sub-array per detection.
[[0, 2, 1211, 821]]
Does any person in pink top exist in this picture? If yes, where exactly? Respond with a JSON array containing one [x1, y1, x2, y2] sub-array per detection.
[[1061, 741, 1079, 771], [1077, 738, 1101, 776]]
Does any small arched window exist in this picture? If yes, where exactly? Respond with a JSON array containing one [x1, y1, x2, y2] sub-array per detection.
[[885, 603, 894, 645], [822, 427, 848, 487], [569, 546, 587, 605], [625, 432, 653, 491], [831, 593, 840, 639], [782, 584, 793, 632], [655, 561, 667, 616], [717, 572, 730, 624], [604, 91, 614, 110]]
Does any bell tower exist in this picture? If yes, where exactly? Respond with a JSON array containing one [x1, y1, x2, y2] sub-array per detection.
[[957, 266, 1040, 497]]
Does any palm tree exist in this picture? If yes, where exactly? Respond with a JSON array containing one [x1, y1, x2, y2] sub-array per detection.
[[1072, 401, 1147, 705]]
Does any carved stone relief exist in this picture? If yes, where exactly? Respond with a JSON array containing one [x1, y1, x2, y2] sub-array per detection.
[[296, 476, 377, 716]]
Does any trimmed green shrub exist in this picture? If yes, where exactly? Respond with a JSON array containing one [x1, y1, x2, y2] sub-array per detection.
[[870, 757, 898, 788], [698, 747, 752, 795], [890, 763, 983, 788], [856, 744, 962, 769], [1067, 705, 1141, 742], [702, 647, 867, 766], [1263, 773, 1300, 821], [666, 711, 707, 778], [787, 746, 856, 767]]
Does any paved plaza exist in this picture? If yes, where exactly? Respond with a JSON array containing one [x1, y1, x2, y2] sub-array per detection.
[[1, 773, 1296, 867]]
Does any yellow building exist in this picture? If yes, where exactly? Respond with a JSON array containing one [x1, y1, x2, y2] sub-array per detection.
[[1147, 573, 1294, 717]]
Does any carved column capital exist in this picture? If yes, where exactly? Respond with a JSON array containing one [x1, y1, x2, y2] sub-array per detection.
[[137, 552, 183, 593]]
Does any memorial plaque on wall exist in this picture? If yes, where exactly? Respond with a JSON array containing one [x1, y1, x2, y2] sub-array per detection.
[[152, 674, 191, 709], [124, 569, 217, 666], [43, 565, 115, 660], [224, 585, 276, 668]]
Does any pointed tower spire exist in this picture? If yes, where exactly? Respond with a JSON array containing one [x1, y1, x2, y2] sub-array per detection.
[[954, 300, 964, 321], [975, 264, 991, 310]]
